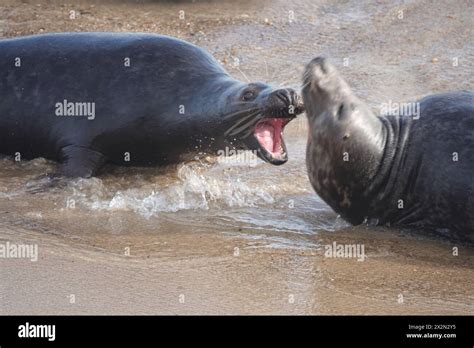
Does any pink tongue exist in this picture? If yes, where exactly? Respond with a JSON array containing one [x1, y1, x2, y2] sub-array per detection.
[[255, 123, 274, 152]]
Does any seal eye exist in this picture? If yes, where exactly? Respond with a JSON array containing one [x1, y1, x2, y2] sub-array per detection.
[[242, 90, 256, 101]]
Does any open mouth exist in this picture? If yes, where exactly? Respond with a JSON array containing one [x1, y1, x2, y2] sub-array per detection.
[[230, 88, 304, 165], [253, 117, 293, 165]]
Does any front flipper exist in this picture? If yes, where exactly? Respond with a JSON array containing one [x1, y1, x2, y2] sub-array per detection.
[[59, 145, 107, 178]]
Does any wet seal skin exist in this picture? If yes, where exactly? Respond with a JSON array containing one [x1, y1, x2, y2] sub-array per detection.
[[0, 33, 303, 178], [303, 57, 474, 241]]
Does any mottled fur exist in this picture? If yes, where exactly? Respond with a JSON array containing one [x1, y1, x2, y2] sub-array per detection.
[[303, 57, 473, 241]]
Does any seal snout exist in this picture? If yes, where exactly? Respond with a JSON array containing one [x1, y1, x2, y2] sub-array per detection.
[[269, 88, 305, 117], [302, 56, 354, 119], [240, 88, 304, 166], [303, 56, 338, 95]]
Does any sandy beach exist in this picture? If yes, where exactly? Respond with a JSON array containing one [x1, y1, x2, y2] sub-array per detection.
[[0, 0, 473, 315]]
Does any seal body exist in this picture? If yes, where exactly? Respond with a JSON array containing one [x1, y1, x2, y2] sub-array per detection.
[[303, 57, 474, 240], [0, 33, 303, 177]]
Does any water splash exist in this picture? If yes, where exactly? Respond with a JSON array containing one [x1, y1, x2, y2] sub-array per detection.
[[66, 162, 276, 218]]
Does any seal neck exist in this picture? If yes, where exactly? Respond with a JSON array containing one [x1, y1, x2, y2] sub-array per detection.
[[306, 101, 387, 224]]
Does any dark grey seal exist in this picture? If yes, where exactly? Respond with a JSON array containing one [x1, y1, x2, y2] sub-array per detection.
[[303, 57, 473, 241], [0, 33, 303, 178]]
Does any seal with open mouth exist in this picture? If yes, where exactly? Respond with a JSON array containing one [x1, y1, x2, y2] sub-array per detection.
[[0, 33, 303, 177], [303, 57, 473, 240], [224, 82, 303, 165]]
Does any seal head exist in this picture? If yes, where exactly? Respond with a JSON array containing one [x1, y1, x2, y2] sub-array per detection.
[[302, 56, 474, 239], [220, 82, 304, 165]]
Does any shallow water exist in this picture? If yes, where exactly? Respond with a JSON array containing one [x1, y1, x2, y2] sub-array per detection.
[[0, 127, 341, 251], [1, 121, 473, 315], [0, 0, 473, 315]]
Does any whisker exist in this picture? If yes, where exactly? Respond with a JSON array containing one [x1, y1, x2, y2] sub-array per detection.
[[223, 106, 261, 120], [229, 120, 256, 137], [231, 110, 260, 127], [301, 79, 312, 90], [236, 66, 251, 83], [227, 117, 259, 138], [240, 120, 261, 139], [225, 112, 259, 135], [278, 79, 290, 87], [225, 110, 261, 136], [228, 112, 264, 137]]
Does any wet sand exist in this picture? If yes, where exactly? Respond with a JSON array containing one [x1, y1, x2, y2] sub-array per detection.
[[0, 0, 473, 315]]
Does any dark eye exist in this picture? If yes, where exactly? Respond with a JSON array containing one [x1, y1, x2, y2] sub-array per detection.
[[242, 90, 256, 101]]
